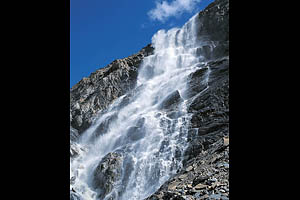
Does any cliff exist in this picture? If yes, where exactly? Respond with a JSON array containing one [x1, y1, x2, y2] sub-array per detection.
[[70, 0, 229, 199]]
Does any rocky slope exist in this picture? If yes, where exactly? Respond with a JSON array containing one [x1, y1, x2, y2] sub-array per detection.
[[146, 137, 229, 200], [70, 44, 154, 134], [70, 0, 229, 199]]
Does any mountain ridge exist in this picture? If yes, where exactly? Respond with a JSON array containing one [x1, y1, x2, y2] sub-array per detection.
[[70, 44, 154, 134]]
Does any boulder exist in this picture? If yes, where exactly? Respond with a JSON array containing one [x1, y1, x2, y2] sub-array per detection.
[[92, 152, 124, 199], [158, 90, 183, 110]]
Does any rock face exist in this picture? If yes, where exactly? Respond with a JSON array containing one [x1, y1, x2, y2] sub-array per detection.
[[195, 0, 229, 61], [185, 58, 229, 161], [70, 0, 229, 199], [70, 44, 154, 134], [92, 152, 124, 200]]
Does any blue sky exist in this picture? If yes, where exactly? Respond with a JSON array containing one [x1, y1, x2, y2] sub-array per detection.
[[70, 0, 214, 87]]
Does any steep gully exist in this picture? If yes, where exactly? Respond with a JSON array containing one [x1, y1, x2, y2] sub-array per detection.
[[70, 0, 229, 199]]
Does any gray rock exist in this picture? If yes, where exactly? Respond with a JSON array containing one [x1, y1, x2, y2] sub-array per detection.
[[70, 126, 79, 142], [70, 44, 154, 134], [70, 191, 82, 200], [186, 66, 209, 98], [158, 90, 183, 110], [90, 113, 118, 141], [92, 152, 124, 199]]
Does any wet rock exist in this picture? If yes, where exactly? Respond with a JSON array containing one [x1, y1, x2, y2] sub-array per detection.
[[167, 111, 183, 119], [92, 152, 124, 199], [70, 142, 85, 159], [186, 67, 209, 98], [70, 191, 82, 200], [126, 126, 145, 141], [125, 117, 146, 142], [92, 113, 118, 140], [70, 126, 79, 142], [196, 0, 229, 59], [159, 90, 183, 110]]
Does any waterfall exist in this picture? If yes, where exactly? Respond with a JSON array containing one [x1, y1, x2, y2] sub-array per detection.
[[70, 13, 213, 200]]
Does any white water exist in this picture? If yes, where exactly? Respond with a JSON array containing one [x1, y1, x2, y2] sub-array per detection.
[[71, 13, 213, 200]]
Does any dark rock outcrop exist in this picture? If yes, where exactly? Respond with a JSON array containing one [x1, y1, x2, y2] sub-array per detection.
[[126, 117, 146, 142], [70, 44, 154, 134], [185, 66, 209, 98], [92, 152, 124, 199], [195, 0, 229, 61], [159, 90, 183, 110]]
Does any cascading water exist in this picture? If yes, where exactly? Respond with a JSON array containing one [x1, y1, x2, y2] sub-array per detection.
[[71, 13, 213, 200]]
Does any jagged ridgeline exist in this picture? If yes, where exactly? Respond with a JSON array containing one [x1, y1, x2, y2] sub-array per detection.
[[70, 0, 229, 199]]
